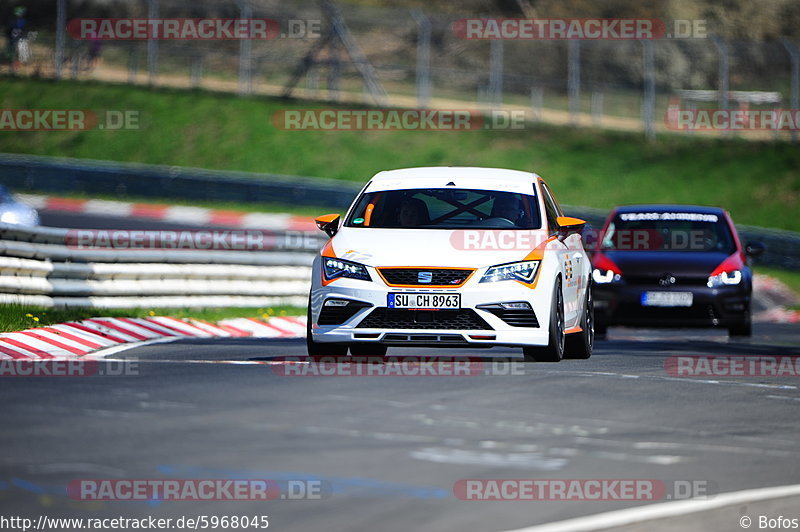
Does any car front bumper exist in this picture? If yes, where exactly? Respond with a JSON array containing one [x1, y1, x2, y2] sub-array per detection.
[[310, 280, 553, 348], [593, 282, 750, 328]]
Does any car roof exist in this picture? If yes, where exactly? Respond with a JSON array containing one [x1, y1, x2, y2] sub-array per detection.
[[367, 167, 541, 194], [372, 167, 538, 182], [614, 204, 727, 215]]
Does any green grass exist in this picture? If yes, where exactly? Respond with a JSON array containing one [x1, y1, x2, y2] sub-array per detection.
[[1, 77, 799, 231], [0, 305, 304, 333]]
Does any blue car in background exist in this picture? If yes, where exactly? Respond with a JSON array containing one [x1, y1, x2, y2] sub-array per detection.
[[0, 185, 39, 226]]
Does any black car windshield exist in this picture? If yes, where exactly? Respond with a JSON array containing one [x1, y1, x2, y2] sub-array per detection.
[[345, 188, 541, 229], [602, 211, 736, 253]]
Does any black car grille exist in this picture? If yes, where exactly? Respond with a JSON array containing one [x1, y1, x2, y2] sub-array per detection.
[[318, 300, 372, 325], [356, 308, 492, 330], [624, 275, 709, 287], [378, 268, 474, 287], [481, 308, 540, 327], [382, 333, 469, 345]]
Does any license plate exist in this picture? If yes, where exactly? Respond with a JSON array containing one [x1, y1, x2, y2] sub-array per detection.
[[387, 293, 461, 309], [641, 291, 693, 307]]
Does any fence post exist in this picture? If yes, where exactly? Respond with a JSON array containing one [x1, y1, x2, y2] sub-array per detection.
[[531, 86, 543, 121], [711, 36, 729, 137], [781, 39, 799, 143], [191, 55, 203, 88], [147, 0, 159, 85], [568, 40, 581, 125], [54, 0, 66, 79], [489, 38, 503, 107], [411, 10, 431, 108], [238, 0, 253, 95], [641, 39, 655, 141], [591, 90, 603, 127]]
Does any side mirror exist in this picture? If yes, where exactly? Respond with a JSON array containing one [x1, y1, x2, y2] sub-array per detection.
[[556, 216, 586, 241], [315, 214, 341, 238], [745, 241, 765, 257]]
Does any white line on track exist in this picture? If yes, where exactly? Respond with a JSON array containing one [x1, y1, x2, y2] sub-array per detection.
[[502, 483, 800, 532], [83, 337, 182, 360]]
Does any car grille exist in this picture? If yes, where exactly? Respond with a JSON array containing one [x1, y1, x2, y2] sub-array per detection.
[[356, 308, 492, 330], [481, 308, 540, 327], [382, 333, 469, 345], [624, 274, 709, 287], [378, 268, 474, 287], [318, 301, 372, 325]]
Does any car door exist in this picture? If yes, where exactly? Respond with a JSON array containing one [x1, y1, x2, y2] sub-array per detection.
[[540, 180, 581, 327]]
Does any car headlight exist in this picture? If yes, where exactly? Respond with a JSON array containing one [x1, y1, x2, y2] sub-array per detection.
[[0, 211, 19, 224], [592, 268, 623, 284], [707, 270, 741, 288], [322, 257, 371, 282], [480, 261, 540, 283]]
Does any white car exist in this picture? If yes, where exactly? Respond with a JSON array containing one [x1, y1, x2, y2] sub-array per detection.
[[307, 167, 593, 362]]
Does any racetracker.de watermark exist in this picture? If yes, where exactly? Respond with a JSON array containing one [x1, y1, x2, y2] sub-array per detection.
[[68, 479, 330, 500], [666, 108, 800, 131], [665, 356, 800, 377], [448, 229, 718, 252], [0, 360, 138, 377], [272, 109, 526, 131], [454, 479, 715, 500], [452, 18, 707, 40], [65, 230, 320, 251], [0, 110, 140, 131], [272, 356, 526, 377], [67, 18, 321, 40]]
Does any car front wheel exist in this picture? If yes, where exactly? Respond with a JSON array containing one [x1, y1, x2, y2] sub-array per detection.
[[306, 302, 349, 357], [523, 278, 565, 362], [728, 306, 752, 337]]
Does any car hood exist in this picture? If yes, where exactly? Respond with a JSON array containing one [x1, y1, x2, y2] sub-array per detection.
[[326, 228, 553, 268], [599, 250, 735, 276]]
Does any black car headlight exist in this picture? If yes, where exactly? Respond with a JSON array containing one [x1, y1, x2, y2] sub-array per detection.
[[322, 257, 371, 282], [480, 261, 540, 284], [592, 268, 623, 284], [707, 270, 741, 288]]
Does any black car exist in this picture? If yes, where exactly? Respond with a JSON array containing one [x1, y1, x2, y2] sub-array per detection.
[[591, 205, 764, 337]]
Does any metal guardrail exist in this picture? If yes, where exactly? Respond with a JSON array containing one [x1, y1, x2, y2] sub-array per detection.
[[0, 223, 315, 308], [0, 153, 362, 210], [2, 152, 798, 271]]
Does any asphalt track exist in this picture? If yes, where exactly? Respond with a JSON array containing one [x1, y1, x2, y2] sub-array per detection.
[[1, 210, 796, 531], [2, 324, 800, 530]]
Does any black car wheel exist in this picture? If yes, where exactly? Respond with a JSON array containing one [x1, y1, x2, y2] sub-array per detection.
[[523, 278, 565, 362], [565, 285, 593, 359], [306, 300, 349, 357], [728, 306, 752, 337]]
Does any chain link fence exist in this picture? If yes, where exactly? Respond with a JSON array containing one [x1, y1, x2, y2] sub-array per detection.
[[3, 0, 799, 140]]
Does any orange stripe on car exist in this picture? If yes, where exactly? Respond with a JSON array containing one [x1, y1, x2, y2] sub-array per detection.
[[320, 241, 339, 286], [364, 203, 375, 226]]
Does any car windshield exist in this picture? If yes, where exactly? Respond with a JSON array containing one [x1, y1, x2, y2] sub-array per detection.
[[602, 211, 736, 253], [345, 188, 541, 229]]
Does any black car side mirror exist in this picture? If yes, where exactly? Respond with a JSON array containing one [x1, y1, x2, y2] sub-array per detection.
[[745, 241, 765, 257], [315, 214, 341, 238]]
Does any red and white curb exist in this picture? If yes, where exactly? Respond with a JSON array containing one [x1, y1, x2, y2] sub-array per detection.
[[0, 315, 306, 360], [16, 193, 317, 231], [754, 307, 800, 323]]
